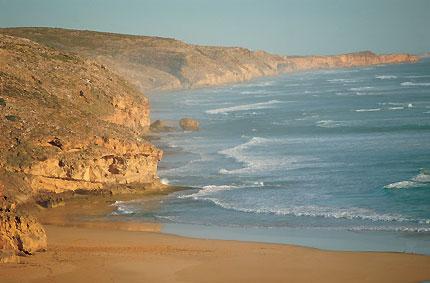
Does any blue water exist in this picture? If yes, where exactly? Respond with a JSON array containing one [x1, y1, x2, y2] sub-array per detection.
[[113, 59, 430, 254]]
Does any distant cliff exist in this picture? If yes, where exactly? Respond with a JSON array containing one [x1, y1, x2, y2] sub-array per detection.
[[0, 28, 419, 93]]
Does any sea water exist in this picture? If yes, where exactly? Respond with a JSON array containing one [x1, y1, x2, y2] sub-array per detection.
[[112, 59, 430, 254]]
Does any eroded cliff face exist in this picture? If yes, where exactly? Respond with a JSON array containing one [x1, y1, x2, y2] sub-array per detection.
[[0, 28, 420, 93], [0, 34, 162, 204], [283, 51, 419, 71]]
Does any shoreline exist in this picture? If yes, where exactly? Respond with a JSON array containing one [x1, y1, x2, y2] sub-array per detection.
[[145, 59, 420, 97], [1, 27, 428, 282], [1, 193, 430, 282]]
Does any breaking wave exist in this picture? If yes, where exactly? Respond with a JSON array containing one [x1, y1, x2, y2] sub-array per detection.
[[375, 75, 397, 80], [349, 86, 374, 91], [316, 120, 346, 128], [355, 108, 381, 112], [327, 78, 357, 83], [384, 170, 430, 189], [218, 137, 316, 175], [201, 199, 422, 223], [401, 82, 430, 87], [179, 182, 264, 200], [206, 100, 282, 114], [111, 200, 137, 215]]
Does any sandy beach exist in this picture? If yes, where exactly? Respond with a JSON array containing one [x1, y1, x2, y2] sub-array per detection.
[[1, 196, 430, 283]]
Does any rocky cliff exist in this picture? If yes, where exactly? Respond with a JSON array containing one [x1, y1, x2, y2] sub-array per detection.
[[0, 34, 164, 256], [0, 28, 419, 93]]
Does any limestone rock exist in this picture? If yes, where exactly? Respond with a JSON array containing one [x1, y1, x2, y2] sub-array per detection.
[[0, 206, 47, 256], [150, 120, 176, 132], [179, 118, 200, 131]]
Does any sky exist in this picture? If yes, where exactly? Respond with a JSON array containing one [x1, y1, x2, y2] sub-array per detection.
[[0, 0, 429, 55]]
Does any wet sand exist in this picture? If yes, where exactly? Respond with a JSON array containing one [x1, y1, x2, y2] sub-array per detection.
[[1, 196, 430, 283]]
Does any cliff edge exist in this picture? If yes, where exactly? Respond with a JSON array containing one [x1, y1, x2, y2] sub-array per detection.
[[0, 34, 164, 257], [0, 28, 419, 93]]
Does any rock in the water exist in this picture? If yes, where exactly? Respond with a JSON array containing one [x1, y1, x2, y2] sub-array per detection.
[[150, 120, 175, 132], [179, 118, 199, 131], [0, 206, 47, 256]]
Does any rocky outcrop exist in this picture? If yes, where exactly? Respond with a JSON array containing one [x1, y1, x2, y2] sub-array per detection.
[[0, 209, 47, 256], [179, 118, 200, 131], [0, 34, 162, 194], [0, 33, 167, 260], [0, 28, 419, 93], [0, 34, 164, 259], [0, 195, 47, 260], [27, 137, 162, 193], [150, 120, 176, 132]]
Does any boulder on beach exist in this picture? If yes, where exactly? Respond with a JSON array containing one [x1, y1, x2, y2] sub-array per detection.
[[179, 118, 200, 131]]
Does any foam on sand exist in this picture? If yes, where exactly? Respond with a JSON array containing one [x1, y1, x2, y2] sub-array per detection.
[[206, 100, 282, 114]]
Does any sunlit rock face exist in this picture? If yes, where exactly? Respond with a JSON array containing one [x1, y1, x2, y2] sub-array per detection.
[[0, 34, 162, 196], [0, 28, 419, 93]]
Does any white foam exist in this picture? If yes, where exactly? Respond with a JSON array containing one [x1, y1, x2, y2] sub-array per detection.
[[349, 86, 374, 91], [218, 137, 316, 175], [355, 108, 381, 112], [413, 172, 430, 183], [384, 181, 419, 189], [401, 82, 430, 87], [111, 201, 136, 215], [348, 226, 430, 233], [179, 184, 241, 199], [405, 75, 430, 79], [375, 75, 397, 80], [384, 170, 430, 189], [355, 92, 382, 96], [315, 120, 346, 128], [327, 78, 357, 83], [241, 81, 275, 88], [388, 107, 404, 110], [202, 199, 411, 223], [155, 215, 176, 222], [240, 90, 267, 95], [179, 182, 266, 200], [206, 100, 282, 114]]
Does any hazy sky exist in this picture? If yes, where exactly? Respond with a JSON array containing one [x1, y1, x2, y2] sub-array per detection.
[[0, 0, 429, 55]]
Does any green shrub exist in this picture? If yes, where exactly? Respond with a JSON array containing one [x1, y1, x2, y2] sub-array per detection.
[[5, 115, 19, 122]]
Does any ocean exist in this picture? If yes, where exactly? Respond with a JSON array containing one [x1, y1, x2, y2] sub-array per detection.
[[112, 58, 430, 254]]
